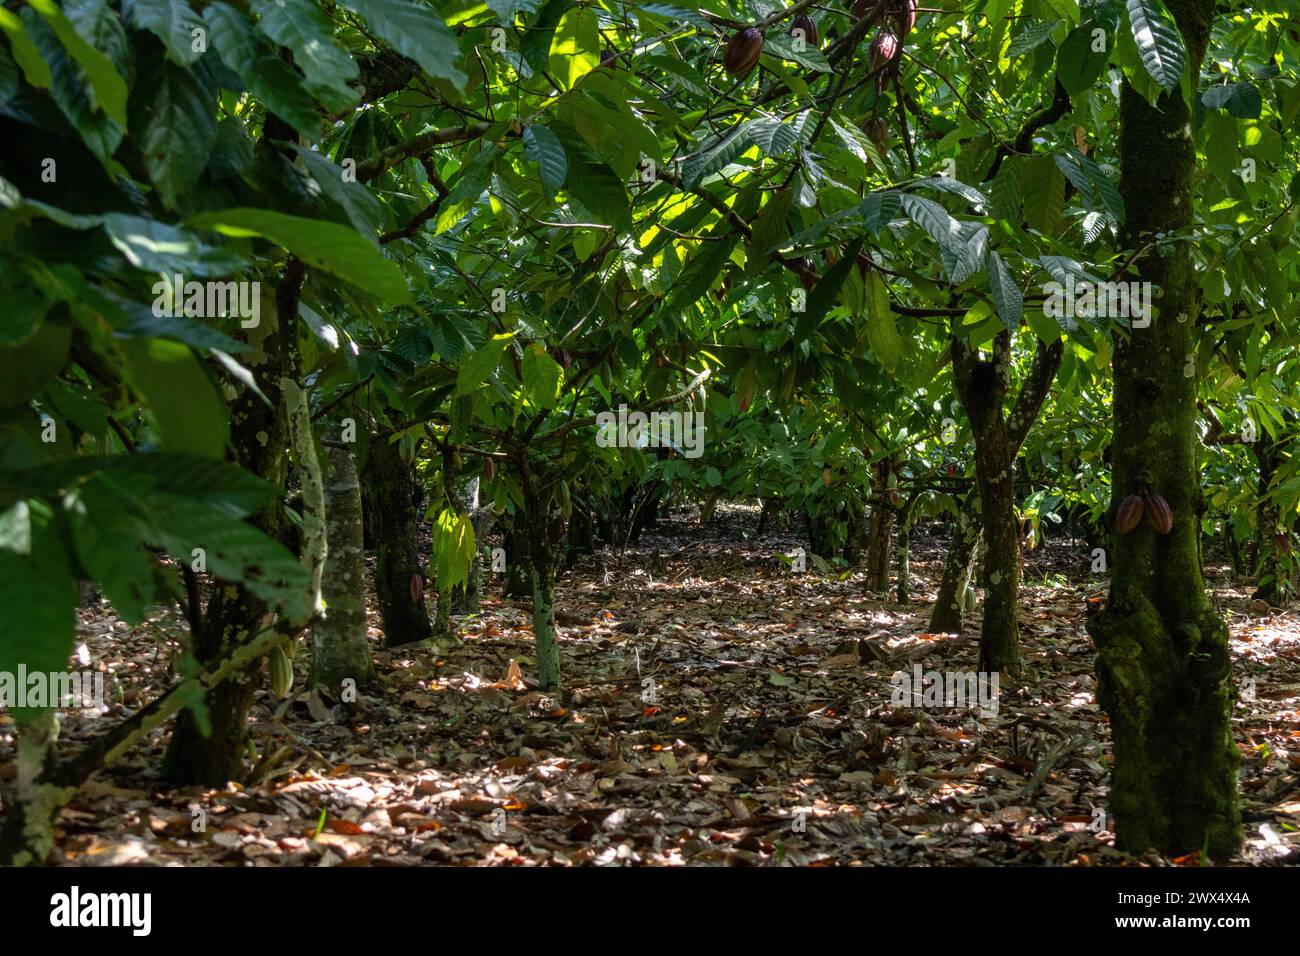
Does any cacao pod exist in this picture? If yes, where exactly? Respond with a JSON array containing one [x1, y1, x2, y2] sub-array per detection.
[[1276, 532, 1291, 555], [795, 258, 817, 291], [483, 457, 497, 482], [789, 14, 818, 48], [600, 48, 618, 69], [863, 116, 889, 146], [269, 645, 294, 700], [1114, 494, 1145, 534], [1144, 493, 1173, 535], [724, 27, 764, 78], [410, 572, 424, 603], [551, 346, 573, 370], [869, 30, 900, 73], [891, 0, 917, 37]]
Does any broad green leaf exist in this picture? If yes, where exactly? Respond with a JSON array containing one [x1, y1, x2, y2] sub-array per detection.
[[189, 208, 412, 303], [1125, 0, 1185, 93], [338, 0, 467, 89], [435, 145, 498, 234], [431, 507, 475, 592], [796, 236, 863, 343], [566, 160, 630, 231], [121, 337, 230, 459], [682, 123, 751, 190], [250, 0, 357, 110], [1056, 22, 1108, 94], [521, 342, 564, 408], [548, 7, 599, 90], [126, 0, 206, 65], [1019, 154, 1065, 233], [987, 251, 1023, 331], [0, 322, 71, 408], [67, 477, 158, 624], [205, 2, 320, 137], [523, 125, 567, 200], [863, 270, 903, 373], [131, 57, 217, 209], [456, 332, 514, 395], [27, 0, 128, 127], [0, 8, 51, 88]]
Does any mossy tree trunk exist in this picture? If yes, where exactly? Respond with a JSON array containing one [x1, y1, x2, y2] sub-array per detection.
[[952, 332, 1063, 675], [930, 493, 981, 632], [521, 464, 562, 690], [1085, 0, 1240, 861], [363, 433, 432, 647], [864, 461, 893, 591], [311, 431, 373, 691], [162, 259, 303, 786]]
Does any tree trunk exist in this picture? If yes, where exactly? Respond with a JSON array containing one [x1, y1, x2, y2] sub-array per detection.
[[0, 710, 61, 865], [502, 515, 533, 598], [1250, 431, 1281, 602], [952, 333, 1063, 674], [864, 462, 893, 591], [930, 494, 981, 632], [522, 470, 562, 690], [1086, 0, 1240, 861], [162, 260, 303, 786], [363, 434, 432, 647], [310, 433, 373, 691]]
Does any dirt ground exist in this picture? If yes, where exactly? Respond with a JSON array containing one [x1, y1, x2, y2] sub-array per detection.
[[6, 505, 1298, 866]]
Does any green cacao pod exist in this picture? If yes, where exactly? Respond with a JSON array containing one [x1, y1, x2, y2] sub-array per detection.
[[1144, 493, 1173, 535], [269, 645, 294, 699], [1114, 494, 1145, 534]]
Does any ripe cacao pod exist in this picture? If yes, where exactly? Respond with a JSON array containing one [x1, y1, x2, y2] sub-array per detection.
[[1114, 494, 1145, 534], [869, 30, 900, 72], [1276, 532, 1291, 555], [891, 0, 917, 37], [551, 346, 572, 370], [789, 14, 818, 47], [410, 572, 424, 603], [483, 457, 497, 482], [724, 27, 764, 78], [1144, 493, 1173, 535], [269, 645, 294, 700], [795, 258, 817, 291], [863, 116, 889, 146]]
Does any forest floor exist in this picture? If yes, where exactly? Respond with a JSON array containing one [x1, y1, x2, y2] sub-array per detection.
[[8, 506, 1300, 866]]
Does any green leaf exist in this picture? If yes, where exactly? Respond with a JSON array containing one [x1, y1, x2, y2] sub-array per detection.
[[0, 322, 71, 408], [548, 7, 599, 90], [205, 2, 320, 138], [521, 342, 564, 408], [337, 0, 466, 89], [126, 0, 206, 65], [1056, 22, 1108, 94], [189, 208, 412, 303], [761, 30, 831, 72], [523, 125, 567, 200], [146, 497, 310, 621], [68, 477, 158, 624], [521, 0, 568, 76], [566, 160, 630, 231], [901, 193, 964, 253], [1007, 20, 1062, 57], [796, 236, 862, 343], [290, 144, 383, 235], [431, 507, 476, 593], [1019, 154, 1065, 233], [1202, 82, 1262, 119], [250, 0, 357, 110], [682, 123, 752, 189], [456, 332, 514, 395], [1125, 0, 1185, 93], [131, 57, 217, 209], [435, 145, 498, 234], [121, 337, 230, 459], [100, 213, 247, 276], [27, 0, 128, 127], [0, 8, 52, 89], [987, 251, 1023, 331], [0, 502, 77, 703], [863, 270, 903, 373]]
